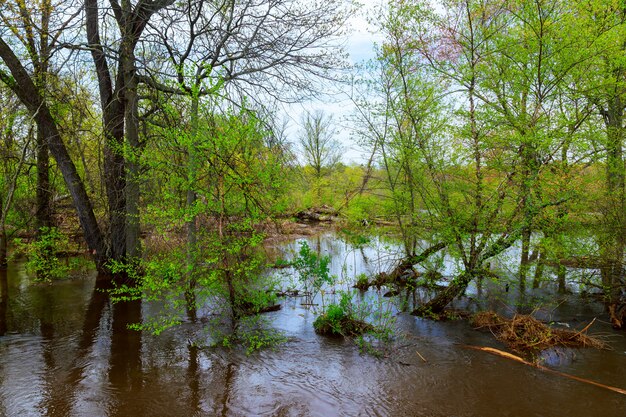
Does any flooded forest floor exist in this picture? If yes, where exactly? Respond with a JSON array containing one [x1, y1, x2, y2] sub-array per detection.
[[1, 226, 625, 416]]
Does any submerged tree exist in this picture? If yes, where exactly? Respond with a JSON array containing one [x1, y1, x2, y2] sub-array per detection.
[[358, 0, 602, 314], [577, 0, 626, 317], [129, 101, 286, 336]]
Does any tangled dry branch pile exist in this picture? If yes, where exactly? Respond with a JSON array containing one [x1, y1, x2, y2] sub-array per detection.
[[471, 311, 607, 354]]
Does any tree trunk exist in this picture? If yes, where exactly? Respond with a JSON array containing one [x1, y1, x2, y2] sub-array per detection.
[[36, 125, 53, 230], [0, 269, 7, 336], [532, 249, 544, 289], [555, 263, 565, 294], [412, 272, 473, 315], [86, 0, 173, 263], [185, 94, 200, 322], [518, 227, 531, 292], [0, 190, 5, 268], [124, 69, 141, 260], [0, 37, 107, 270], [85, 0, 126, 262], [225, 269, 239, 325], [0, 225, 6, 269]]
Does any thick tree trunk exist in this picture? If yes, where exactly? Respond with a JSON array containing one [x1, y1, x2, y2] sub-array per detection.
[[86, 0, 173, 263], [103, 97, 127, 261], [124, 72, 141, 260], [86, 0, 126, 262]]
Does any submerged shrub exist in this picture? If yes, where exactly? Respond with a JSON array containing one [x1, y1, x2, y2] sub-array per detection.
[[23, 227, 72, 281], [292, 241, 334, 305], [313, 292, 373, 337], [313, 303, 373, 337]]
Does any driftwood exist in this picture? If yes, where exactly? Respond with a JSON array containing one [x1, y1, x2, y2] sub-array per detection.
[[295, 205, 338, 223], [464, 345, 626, 396]]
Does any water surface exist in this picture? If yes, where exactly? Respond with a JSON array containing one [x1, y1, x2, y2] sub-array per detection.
[[0, 234, 625, 416]]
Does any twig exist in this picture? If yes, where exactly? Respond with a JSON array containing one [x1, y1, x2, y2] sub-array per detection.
[[569, 317, 596, 340], [464, 345, 626, 396]]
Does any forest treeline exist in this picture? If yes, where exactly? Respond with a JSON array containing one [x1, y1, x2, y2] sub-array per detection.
[[0, 0, 625, 328]]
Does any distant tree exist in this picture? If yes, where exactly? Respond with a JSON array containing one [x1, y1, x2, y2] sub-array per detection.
[[299, 110, 342, 182]]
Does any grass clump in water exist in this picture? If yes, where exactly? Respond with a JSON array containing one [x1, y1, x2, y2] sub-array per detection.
[[313, 303, 374, 337]]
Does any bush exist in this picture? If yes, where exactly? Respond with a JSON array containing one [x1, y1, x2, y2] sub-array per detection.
[[313, 291, 373, 337], [292, 241, 334, 305], [354, 273, 370, 290], [313, 303, 373, 336], [22, 227, 73, 282]]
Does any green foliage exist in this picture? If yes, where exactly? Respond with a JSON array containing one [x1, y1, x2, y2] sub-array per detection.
[[354, 273, 370, 290], [292, 241, 334, 305], [313, 289, 396, 357], [235, 316, 287, 355], [17, 227, 79, 282], [314, 291, 360, 335], [313, 303, 348, 335]]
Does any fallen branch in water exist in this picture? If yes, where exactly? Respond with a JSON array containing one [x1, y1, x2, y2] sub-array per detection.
[[470, 312, 606, 353], [464, 345, 626, 396]]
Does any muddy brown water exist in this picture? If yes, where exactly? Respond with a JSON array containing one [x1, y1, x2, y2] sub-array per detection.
[[0, 234, 625, 416]]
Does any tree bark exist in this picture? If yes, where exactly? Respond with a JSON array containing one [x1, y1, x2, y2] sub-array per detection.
[[123, 55, 141, 260], [532, 249, 544, 289], [86, 0, 175, 262], [85, 0, 126, 261], [519, 226, 531, 292]]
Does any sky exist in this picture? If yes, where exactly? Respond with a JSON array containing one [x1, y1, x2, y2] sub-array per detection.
[[283, 0, 385, 165]]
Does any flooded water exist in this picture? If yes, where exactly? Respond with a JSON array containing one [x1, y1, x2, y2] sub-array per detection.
[[1, 232, 625, 416]]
